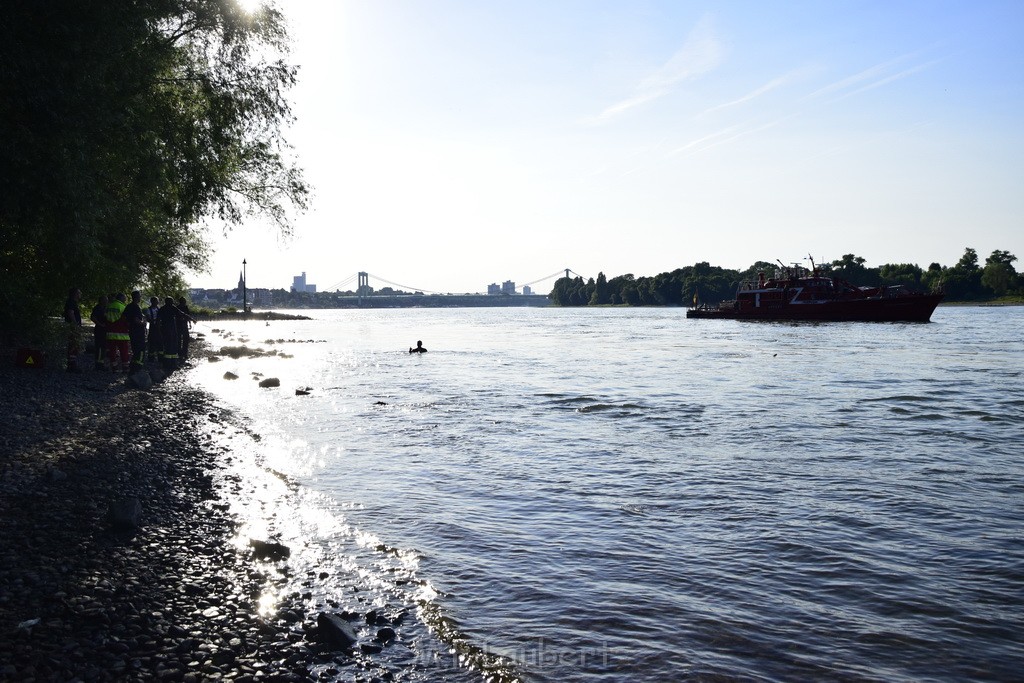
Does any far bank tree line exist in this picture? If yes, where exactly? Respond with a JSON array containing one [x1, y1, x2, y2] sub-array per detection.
[[548, 248, 1020, 307]]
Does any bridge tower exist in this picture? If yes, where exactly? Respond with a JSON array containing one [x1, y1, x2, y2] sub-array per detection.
[[357, 272, 369, 305]]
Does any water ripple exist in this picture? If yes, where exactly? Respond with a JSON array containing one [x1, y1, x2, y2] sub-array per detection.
[[194, 306, 1024, 682]]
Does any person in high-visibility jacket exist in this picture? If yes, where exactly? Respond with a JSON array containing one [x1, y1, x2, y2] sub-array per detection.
[[105, 292, 131, 372]]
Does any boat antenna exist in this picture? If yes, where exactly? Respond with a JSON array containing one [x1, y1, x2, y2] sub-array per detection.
[[808, 253, 817, 275]]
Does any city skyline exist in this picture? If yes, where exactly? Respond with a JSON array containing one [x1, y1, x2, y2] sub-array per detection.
[[205, 268, 539, 295], [189, 0, 1023, 294]]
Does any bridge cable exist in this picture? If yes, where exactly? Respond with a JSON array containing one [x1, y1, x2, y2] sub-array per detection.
[[365, 273, 444, 295], [520, 269, 574, 288], [324, 273, 358, 292]]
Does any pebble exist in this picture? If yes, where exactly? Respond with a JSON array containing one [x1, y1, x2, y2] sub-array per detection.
[[0, 339, 469, 683]]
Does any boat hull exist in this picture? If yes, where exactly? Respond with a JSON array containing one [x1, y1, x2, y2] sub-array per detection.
[[686, 294, 943, 322]]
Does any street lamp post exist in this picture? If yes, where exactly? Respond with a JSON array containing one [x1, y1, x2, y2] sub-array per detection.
[[242, 259, 247, 315]]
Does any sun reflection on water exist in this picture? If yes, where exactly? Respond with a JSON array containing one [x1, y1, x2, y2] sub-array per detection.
[[256, 588, 279, 618], [189, 323, 494, 681]]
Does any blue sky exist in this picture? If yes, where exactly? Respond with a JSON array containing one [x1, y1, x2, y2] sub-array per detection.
[[193, 0, 1024, 293]]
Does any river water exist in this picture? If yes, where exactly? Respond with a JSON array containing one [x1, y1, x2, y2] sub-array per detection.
[[190, 306, 1024, 682]]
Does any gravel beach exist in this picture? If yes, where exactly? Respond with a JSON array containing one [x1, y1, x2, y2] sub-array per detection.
[[0, 339, 464, 682]]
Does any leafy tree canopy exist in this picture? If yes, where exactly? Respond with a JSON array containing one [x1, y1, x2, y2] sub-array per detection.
[[981, 250, 1018, 296], [1, 0, 308, 341]]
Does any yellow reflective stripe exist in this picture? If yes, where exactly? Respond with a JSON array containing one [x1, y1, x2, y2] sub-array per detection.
[[106, 333, 130, 341], [106, 302, 126, 322]]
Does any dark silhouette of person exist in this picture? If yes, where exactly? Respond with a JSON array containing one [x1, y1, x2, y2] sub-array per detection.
[[89, 295, 108, 369], [176, 296, 193, 360], [158, 297, 180, 370], [124, 290, 147, 372], [146, 296, 162, 361], [63, 287, 82, 372], [409, 340, 427, 354]]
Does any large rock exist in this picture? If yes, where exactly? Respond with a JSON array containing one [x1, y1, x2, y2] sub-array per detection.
[[316, 613, 358, 649], [127, 371, 153, 390], [258, 377, 280, 388], [109, 497, 142, 531], [249, 539, 290, 561]]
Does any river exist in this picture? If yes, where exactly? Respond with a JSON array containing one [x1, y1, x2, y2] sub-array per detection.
[[189, 305, 1024, 682]]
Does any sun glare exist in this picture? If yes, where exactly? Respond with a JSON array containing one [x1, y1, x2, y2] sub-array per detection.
[[236, 0, 262, 15]]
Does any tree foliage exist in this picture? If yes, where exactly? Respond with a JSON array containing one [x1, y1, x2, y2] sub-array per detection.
[[878, 263, 922, 288], [551, 263, 741, 307], [1, 0, 308, 341], [981, 250, 1018, 296], [549, 247, 1022, 307]]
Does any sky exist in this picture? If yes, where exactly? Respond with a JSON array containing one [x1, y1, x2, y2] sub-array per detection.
[[190, 0, 1024, 294]]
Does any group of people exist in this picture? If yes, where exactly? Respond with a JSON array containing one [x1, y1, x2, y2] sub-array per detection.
[[64, 288, 193, 373]]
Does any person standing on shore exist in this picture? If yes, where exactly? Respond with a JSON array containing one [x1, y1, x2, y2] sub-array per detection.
[[146, 296, 162, 362], [63, 287, 82, 373], [158, 297, 180, 370], [124, 290, 147, 373], [89, 295, 108, 370], [176, 297, 193, 361], [105, 292, 131, 373]]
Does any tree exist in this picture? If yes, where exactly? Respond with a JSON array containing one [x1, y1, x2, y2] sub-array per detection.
[[676, 262, 740, 305], [984, 250, 1017, 267], [551, 276, 588, 306], [1, 0, 308, 340], [739, 261, 779, 282], [878, 263, 923, 288], [944, 247, 985, 299], [589, 272, 610, 305], [956, 247, 981, 272], [981, 250, 1018, 296], [830, 254, 879, 286], [921, 262, 944, 293]]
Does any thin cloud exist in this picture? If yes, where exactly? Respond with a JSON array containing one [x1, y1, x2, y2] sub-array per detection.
[[670, 125, 744, 155], [804, 52, 941, 103], [699, 67, 818, 118], [805, 57, 904, 100], [670, 115, 795, 158], [588, 14, 723, 125], [837, 59, 942, 100]]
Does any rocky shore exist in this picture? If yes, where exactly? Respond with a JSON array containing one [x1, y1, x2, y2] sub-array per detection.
[[0, 341, 462, 682]]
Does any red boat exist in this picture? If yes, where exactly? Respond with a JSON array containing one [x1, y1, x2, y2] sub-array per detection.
[[686, 259, 943, 322]]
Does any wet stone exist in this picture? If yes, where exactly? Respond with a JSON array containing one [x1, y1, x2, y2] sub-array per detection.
[[0, 337, 470, 683]]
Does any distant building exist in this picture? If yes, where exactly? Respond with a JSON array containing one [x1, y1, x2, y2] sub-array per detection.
[[523, 285, 533, 296], [292, 272, 317, 293], [251, 288, 273, 307], [488, 281, 519, 295]]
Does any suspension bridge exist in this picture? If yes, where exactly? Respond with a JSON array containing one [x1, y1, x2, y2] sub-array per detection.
[[321, 268, 589, 296]]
